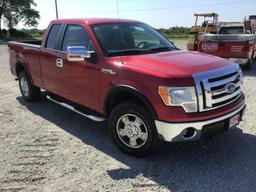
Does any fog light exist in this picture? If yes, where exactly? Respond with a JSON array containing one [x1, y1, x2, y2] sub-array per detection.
[[181, 127, 197, 139]]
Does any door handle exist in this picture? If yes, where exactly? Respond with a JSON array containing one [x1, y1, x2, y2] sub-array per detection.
[[100, 68, 116, 75], [56, 58, 63, 68]]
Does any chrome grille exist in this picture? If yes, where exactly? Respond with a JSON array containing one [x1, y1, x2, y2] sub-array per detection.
[[193, 64, 243, 112]]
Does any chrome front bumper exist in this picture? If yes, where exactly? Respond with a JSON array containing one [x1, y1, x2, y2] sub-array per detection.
[[228, 58, 249, 65], [155, 103, 246, 142]]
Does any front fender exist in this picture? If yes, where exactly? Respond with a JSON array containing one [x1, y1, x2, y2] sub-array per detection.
[[103, 82, 157, 118]]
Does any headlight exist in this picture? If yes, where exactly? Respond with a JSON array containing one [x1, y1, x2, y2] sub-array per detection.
[[158, 86, 198, 113]]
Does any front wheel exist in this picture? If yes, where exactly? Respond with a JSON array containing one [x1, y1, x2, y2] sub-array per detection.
[[19, 71, 41, 102], [108, 102, 159, 157]]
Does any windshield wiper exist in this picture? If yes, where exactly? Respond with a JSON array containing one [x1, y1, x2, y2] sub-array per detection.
[[107, 49, 149, 56], [148, 46, 176, 52], [107, 46, 177, 56]]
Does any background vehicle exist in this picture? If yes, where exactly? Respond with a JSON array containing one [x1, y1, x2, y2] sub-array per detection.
[[248, 15, 256, 33], [8, 18, 245, 156], [187, 13, 219, 51], [198, 22, 256, 69]]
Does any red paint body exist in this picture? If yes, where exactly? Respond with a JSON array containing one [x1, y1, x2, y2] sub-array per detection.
[[8, 18, 245, 123], [198, 40, 254, 59], [197, 23, 256, 61]]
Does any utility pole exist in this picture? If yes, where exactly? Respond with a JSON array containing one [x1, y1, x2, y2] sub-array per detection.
[[55, 0, 59, 19]]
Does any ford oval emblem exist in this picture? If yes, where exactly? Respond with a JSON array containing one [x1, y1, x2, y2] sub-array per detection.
[[225, 83, 236, 94]]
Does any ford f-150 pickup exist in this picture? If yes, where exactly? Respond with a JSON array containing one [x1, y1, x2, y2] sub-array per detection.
[[8, 18, 246, 156]]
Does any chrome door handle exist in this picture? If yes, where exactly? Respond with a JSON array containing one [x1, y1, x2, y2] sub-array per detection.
[[100, 68, 116, 75], [56, 58, 63, 68]]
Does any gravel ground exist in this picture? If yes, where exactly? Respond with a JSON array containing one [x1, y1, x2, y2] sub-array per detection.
[[0, 43, 256, 192]]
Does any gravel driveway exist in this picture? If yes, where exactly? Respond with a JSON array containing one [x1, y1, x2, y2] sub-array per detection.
[[0, 44, 256, 192]]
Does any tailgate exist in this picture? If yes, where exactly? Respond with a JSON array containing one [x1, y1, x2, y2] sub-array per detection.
[[198, 40, 248, 58]]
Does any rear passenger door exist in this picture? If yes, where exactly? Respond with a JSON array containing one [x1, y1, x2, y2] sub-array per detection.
[[56, 24, 101, 110], [40, 24, 65, 95]]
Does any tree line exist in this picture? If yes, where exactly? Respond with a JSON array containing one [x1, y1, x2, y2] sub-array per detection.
[[157, 27, 191, 38], [19, 27, 192, 40]]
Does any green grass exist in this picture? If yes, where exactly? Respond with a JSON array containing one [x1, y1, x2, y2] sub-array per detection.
[[160, 33, 189, 39], [0, 29, 43, 41], [30, 33, 43, 40]]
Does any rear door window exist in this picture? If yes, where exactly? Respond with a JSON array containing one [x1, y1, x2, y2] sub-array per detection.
[[46, 24, 61, 49], [61, 25, 90, 52], [219, 27, 252, 34]]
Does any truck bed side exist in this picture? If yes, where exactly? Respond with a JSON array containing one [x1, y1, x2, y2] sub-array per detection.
[[8, 41, 44, 88], [198, 34, 256, 59]]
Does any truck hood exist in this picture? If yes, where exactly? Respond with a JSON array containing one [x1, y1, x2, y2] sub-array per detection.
[[121, 50, 231, 78]]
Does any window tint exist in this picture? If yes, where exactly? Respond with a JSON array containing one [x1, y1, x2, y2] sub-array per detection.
[[61, 25, 90, 51], [91, 23, 175, 56], [46, 24, 61, 49], [132, 26, 160, 46], [219, 27, 252, 34]]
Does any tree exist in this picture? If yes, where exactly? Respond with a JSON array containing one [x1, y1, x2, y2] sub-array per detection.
[[0, 0, 40, 32]]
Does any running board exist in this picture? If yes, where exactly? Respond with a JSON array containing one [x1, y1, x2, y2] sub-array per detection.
[[46, 95, 106, 122]]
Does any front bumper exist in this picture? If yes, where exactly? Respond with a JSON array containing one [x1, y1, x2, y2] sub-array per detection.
[[228, 58, 249, 65], [155, 103, 246, 142]]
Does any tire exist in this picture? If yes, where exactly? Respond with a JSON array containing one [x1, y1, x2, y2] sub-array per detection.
[[243, 59, 253, 70], [243, 52, 255, 70], [108, 102, 159, 157], [19, 71, 41, 102]]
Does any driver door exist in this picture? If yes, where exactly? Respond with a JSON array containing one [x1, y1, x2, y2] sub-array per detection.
[[56, 24, 101, 110]]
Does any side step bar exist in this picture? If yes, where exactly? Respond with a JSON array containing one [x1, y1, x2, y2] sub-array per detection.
[[46, 95, 106, 122]]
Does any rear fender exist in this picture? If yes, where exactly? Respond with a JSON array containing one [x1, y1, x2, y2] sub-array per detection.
[[15, 57, 34, 84]]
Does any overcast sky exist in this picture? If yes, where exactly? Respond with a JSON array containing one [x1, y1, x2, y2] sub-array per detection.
[[15, 0, 256, 29]]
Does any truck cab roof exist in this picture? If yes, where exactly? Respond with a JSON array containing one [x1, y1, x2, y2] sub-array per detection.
[[50, 18, 142, 25]]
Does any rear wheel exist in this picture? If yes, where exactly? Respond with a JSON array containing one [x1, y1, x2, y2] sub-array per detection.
[[243, 52, 255, 70], [243, 59, 253, 70], [19, 71, 41, 102], [108, 102, 159, 157]]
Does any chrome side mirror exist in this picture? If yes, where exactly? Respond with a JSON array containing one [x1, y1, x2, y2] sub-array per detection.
[[67, 46, 94, 62]]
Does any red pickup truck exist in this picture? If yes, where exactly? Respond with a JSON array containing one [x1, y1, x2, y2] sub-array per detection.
[[8, 18, 246, 156], [198, 23, 256, 69]]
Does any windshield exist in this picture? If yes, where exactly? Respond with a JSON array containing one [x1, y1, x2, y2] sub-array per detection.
[[219, 27, 252, 34], [91, 22, 176, 56]]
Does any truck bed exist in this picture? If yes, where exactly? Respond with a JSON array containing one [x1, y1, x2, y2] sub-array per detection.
[[198, 34, 256, 59], [8, 40, 42, 48], [8, 40, 42, 87]]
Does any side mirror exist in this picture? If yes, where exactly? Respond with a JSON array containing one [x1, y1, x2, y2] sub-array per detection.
[[169, 40, 175, 46], [67, 46, 94, 62], [169, 41, 179, 50]]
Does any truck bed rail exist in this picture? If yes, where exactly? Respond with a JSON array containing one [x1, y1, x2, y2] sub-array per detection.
[[8, 40, 42, 48], [201, 34, 256, 41]]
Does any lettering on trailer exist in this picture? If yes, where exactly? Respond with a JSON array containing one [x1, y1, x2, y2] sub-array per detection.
[[201, 43, 218, 52], [230, 45, 243, 53]]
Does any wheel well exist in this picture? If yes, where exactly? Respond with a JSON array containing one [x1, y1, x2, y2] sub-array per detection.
[[104, 89, 157, 118], [15, 61, 34, 84], [15, 62, 25, 77]]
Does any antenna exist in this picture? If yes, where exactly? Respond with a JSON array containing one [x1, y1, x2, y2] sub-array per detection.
[[116, 0, 123, 65], [116, 0, 119, 20], [55, 0, 59, 19]]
